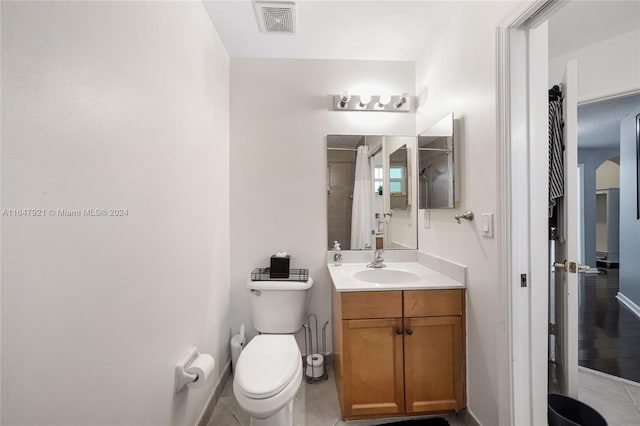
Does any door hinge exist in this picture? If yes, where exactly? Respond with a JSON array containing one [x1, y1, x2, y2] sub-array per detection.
[[549, 323, 557, 336], [521, 273, 527, 288]]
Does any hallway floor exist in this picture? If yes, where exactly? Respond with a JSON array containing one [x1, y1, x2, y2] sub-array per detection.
[[579, 269, 640, 382], [208, 364, 466, 426]]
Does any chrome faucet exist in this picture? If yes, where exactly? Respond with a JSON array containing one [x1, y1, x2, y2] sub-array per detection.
[[367, 250, 386, 268]]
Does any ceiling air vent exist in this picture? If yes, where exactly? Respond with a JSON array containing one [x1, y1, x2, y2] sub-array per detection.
[[254, 1, 297, 34]]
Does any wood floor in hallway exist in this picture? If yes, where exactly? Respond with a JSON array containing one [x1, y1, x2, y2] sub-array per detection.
[[579, 268, 640, 383]]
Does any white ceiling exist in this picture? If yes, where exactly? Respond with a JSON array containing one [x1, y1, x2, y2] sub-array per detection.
[[205, 1, 640, 62], [548, 0, 640, 57], [203, 0, 459, 61], [578, 93, 640, 149]]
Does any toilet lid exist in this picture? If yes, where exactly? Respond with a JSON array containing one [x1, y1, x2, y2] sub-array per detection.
[[235, 335, 300, 399]]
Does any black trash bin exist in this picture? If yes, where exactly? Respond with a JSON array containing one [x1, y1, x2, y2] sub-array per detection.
[[548, 393, 607, 426]]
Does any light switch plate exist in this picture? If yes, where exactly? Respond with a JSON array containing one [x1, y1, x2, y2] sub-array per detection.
[[482, 213, 494, 238], [423, 210, 430, 228]]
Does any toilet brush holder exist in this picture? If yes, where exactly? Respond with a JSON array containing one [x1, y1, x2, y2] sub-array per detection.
[[303, 313, 329, 383]]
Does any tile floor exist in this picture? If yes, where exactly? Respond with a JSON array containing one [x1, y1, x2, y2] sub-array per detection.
[[208, 366, 466, 426], [208, 364, 640, 425], [578, 367, 640, 426]]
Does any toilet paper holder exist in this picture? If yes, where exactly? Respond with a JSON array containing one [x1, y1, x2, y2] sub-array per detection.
[[303, 314, 329, 383], [174, 347, 201, 393]]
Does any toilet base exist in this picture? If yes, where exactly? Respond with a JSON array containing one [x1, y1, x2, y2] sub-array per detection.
[[249, 400, 293, 426]]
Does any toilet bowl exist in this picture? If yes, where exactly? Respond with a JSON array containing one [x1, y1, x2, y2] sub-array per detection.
[[233, 335, 302, 426]]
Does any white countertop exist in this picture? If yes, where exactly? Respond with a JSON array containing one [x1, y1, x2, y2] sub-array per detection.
[[327, 262, 466, 292]]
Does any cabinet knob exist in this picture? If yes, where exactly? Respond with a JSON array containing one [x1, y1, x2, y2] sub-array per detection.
[[396, 328, 403, 335], [406, 329, 413, 335]]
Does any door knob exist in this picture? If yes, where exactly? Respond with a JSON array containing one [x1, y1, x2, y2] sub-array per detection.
[[554, 260, 590, 273], [554, 261, 567, 270], [406, 329, 413, 335], [396, 328, 403, 335]]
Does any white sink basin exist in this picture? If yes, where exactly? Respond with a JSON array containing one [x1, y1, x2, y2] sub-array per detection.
[[354, 269, 420, 284]]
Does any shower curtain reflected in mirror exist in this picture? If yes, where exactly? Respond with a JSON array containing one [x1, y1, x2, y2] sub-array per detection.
[[351, 145, 373, 249]]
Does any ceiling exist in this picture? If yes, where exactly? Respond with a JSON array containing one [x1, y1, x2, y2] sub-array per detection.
[[578, 93, 640, 149], [548, 0, 640, 57], [205, 1, 640, 62], [203, 1, 459, 61]]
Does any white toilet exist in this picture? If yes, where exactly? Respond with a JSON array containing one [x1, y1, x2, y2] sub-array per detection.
[[233, 278, 313, 426]]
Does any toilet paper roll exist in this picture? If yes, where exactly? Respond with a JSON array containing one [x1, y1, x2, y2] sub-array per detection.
[[186, 354, 215, 388], [305, 354, 324, 379]]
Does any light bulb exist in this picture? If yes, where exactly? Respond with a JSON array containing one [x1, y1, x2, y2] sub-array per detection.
[[395, 92, 409, 109], [338, 91, 351, 108], [358, 94, 372, 108], [377, 94, 391, 108]]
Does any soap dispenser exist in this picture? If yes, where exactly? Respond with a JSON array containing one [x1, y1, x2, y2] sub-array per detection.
[[333, 241, 342, 266]]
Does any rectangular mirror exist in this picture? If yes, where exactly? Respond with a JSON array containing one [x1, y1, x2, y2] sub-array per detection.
[[418, 113, 455, 209], [327, 135, 417, 250]]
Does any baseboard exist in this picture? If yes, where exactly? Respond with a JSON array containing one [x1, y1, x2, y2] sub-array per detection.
[[616, 292, 640, 320], [458, 407, 481, 426], [196, 359, 231, 426]]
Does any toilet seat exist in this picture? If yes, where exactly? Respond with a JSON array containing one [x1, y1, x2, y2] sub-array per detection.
[[235, 335, 300, 399]]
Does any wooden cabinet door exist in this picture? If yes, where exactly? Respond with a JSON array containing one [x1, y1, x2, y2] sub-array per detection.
[[403, 316, 464, 412], [342, 318, 405, 416]]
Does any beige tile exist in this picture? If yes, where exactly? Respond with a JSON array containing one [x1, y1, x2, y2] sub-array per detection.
[[579, 387, 640, 426], [207, 403, 241, 426], [579, 370, 634, 402], [210, 369, 465, 426], [625, 384, 640, 408], [293, 402, 331, 426]]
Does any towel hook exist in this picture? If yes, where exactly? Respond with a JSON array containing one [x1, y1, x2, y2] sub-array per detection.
[[454, 210, 474, 224]]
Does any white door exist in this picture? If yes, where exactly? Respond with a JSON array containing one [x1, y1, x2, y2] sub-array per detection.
[[553, 59, 581, 397]]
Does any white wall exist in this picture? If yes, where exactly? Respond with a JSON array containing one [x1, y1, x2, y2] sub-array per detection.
[[230, 58, 415, 349], [1, 2, 230, 425], [550, 29, 640, 103], [596, 160, 620, 189], [619, 106, 640, 307], [414, 2, 515, 425]]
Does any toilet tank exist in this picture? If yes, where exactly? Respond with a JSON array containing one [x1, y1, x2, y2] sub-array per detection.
[[246, 278, 313, 333]]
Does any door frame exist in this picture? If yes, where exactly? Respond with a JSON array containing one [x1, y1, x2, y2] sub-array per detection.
[[496, 1, 567, 425]]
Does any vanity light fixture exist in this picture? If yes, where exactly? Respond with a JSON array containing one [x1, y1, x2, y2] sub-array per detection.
[[332, 92, 411, 112], [338, 91, 351, 109], [395, 92, 409, 109]]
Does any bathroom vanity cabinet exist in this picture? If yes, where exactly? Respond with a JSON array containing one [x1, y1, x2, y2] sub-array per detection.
[[331, 287, 465, 420]]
